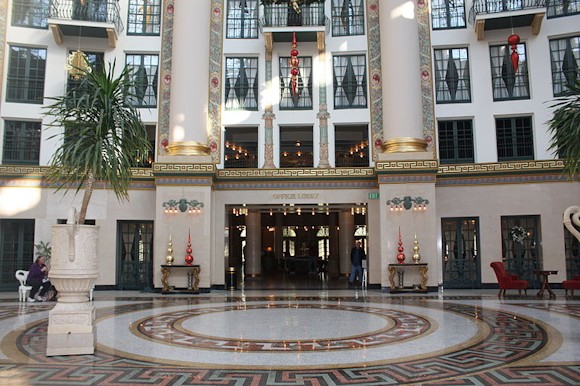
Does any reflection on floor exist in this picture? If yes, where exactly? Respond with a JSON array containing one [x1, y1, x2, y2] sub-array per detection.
[[0, 289, 578, 385]]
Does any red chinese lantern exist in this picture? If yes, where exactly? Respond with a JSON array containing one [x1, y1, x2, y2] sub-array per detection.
[[290, 32, 300, 96], [508, 34, 520, 72]]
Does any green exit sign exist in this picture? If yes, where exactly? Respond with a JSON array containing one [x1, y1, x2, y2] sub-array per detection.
[[368, 192, 379, 199]]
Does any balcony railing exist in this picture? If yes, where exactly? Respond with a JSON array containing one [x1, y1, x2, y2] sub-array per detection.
[[471, 0, 546, 16], [261, 3, 326, 27], [49, 0, 123, 33]]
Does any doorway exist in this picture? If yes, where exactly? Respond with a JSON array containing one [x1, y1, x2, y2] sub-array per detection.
[[117, 221, 154, 291], [226, 204, 367, 289], [441, 217, 481, 289]]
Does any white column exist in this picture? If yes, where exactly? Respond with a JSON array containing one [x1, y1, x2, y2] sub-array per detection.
[[339, 210, 355, 276], [245, 210, 262, 276], [379, 1, 425, 151], [168, 0, 210, 147]]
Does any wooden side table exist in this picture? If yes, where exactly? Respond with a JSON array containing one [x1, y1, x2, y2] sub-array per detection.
[[161, 264, 201, 294], [534, 270, 557, 299], [387, 263, 428, 293]]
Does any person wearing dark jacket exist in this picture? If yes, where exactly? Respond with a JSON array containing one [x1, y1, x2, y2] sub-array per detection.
[[27, 256, 51, 302], [349, 240, 366, 287]]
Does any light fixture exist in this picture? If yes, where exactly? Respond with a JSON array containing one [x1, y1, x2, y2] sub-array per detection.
[[65, 25, 92, 79], [350, 203, 367, 215], [232, 204, 248, 216], [387, 196, 429, 211], [162, 199, 204, 214]]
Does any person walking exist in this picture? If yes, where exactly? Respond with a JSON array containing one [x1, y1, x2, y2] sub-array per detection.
[[349, 240, 366, 287]]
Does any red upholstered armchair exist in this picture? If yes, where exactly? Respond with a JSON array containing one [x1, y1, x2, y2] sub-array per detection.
[[563, 275, 580, 297], [490, 262, 528, 297]]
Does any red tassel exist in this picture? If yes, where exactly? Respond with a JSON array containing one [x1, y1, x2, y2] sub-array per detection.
[[511, 50, 519, 73]]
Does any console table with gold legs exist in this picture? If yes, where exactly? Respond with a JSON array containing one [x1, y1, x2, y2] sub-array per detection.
[[388, 263, 428, 293], [161, 264, 201, 294]]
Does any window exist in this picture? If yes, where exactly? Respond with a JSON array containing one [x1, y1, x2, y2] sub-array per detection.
[[128, 0, 161, 35], [331, 0, 365, 36], [549, 35, 579, 96], [225, 57, 259, 111], [0, 219, 35, 290], [501, 216, 541, 283], [279, 56, 313, 110], [11, 0, 48, 28], [496, 116, 534, 161], [333, 55, 367, 109], [132, 125, 156, 168], [434, 47, 471, 103], [2, 120, 41, 165], [67, 51, 104, 94], [224, 127, 258, 168], [6, 46, 46, 103], [431, 0, 466, 29], [280, 126, 313, 168], [226, 0, 258, 38], [490, 43, 529, 101], [126, 54, 159, 108], [547, 0, 580, 18], [438, 120, 474, 164], [335, 125, 369, 167]]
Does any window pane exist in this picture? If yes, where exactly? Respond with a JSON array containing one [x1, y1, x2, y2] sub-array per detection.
[[6, 46, 46, 103], [280, 56, 313, 110], [225, 57, 259, 110], [11, 0, 48, 28], [547, 0, 580, 18], [331, 0, 365, 37], [333, 55, 367, 109], [431, 0, 466, 30], [126, 54, 159, 108], [280, 126, 313, 168], [2, 120, 41, 164], [489, 44, 530, 101], [335, 125, 369, 167], [496, 117, 534, 161], [434, 47, 471, 103], [438, 120, 474, 164], [226, 0, 258, 38], [224, 127, 258, 168], [128, 0, 162, 35], [549, 36, 580, 96]]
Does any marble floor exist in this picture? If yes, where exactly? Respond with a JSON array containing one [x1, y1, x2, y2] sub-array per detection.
[[0, 288, 578, 385]]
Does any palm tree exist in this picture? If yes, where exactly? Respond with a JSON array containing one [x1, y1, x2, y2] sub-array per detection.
[[44, 60, 151, 224], [547, 78, 580, 179]]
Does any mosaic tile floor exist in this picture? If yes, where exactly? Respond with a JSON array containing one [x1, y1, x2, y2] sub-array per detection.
[[0, 289, 578, 385]]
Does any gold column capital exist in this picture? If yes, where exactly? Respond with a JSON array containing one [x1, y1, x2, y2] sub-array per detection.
[[166, 141, 211, 156], [382, 137, 428, 153]]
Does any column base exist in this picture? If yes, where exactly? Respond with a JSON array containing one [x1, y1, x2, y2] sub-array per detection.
[[382, 137, 428, 153], [166, 141, 211, 156], [46, 305, 96, 356]]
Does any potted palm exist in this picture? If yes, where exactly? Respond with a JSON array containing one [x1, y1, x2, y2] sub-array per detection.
[[43, 60, 151, 356]]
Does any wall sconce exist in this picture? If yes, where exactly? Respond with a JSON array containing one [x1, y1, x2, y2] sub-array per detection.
[[232, 204, 248, 216], [351, 203, 367, 215], [387, 196, 429, 211], [163, 199, 204, 214]]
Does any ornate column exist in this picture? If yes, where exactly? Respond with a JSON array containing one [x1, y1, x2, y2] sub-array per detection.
[[328, 212, 339, 275], [160, 0, 212, 157], [378, 0, 430, 153], [339, 210, 355, 276], [262, 32, 276, 168], [316, 32, 331, 168], [245, 210, 262, 277]]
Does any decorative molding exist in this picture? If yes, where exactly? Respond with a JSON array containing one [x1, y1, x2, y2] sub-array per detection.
[[366, 0, 383, 162], [217, 168, 375, 179], [376, 160, 439, 173], [438, 160, 565, 176], [153, 163, 216, 174], [214, 180, 379, 190]]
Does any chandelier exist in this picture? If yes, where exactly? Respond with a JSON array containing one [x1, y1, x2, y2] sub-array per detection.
[[65, 50, 92, 79]]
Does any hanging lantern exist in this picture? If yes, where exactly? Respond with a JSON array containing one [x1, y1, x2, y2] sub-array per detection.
[[65, 50, 92, 79], [290, 31, 300, 96], [507, 34, 520, 73]]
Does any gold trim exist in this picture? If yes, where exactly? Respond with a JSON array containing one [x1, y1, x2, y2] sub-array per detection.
[[165, 141, 211, 156], [382, 137, 428, 153], [217, 168, 375, 179], [438, 160, 565, 175]]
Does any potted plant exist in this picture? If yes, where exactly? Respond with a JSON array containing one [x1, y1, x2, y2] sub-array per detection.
[[34, 240, 52, 263], [43, 60, 151, 356]]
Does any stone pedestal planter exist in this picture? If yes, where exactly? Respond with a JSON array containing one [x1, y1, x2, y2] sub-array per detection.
[[46, 224, 99, 356]]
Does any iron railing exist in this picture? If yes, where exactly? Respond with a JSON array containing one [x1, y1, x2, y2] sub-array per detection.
[[49, 0, 124, 33], [261, 3, 326, 27], [471, 0, 546, 16]]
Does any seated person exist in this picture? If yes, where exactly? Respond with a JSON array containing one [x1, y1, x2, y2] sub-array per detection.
[[27, 255, 52, 302]]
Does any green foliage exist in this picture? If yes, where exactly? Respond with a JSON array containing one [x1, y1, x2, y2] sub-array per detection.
[[34, 241, 52, 261], [44, 60, 151, 224], [548, 78, 580, 179]]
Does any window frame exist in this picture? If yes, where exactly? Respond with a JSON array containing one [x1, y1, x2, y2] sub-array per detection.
[[224, 126, 259, 169], [6, 45, 47, 104], [126, 53, 160, 108], [331, 0, 365, 37], [333, 54, 368, 109], [434, 47, 471, 104], [489, 43, 530, 101], [225, 57, 259, 111], [279, 56, 313, 110], [2, 120, 42, 165], [549, 35, 580, 97], [437, 119, 474, 164], [495, 116, 534, 161], [431, 0, 466, 30], [334, 124, 369, 167], [226, 0, 259, 39], [547, 0, 580, 18], [11, 0, 48, 29], [127, 0, 162, 36]]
